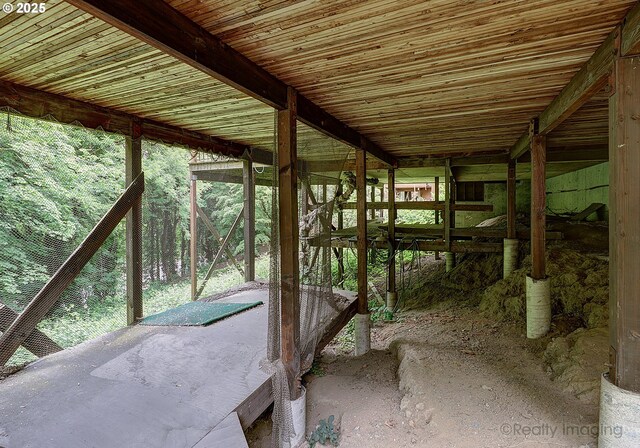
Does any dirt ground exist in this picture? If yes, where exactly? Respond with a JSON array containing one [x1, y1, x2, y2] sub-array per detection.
[[247, 304, 600, 448], [247, 222, 608, 447]]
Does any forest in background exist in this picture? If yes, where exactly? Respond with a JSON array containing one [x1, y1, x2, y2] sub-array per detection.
[[0, 113, 435, 364], [0, 114, 273, 362]]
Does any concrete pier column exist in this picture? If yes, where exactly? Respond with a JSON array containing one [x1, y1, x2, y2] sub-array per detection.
[[354, 313, 371, 356], [526, 275, 551, 339], [599, 374, 640, 447], [503, 238, 519, 278], [445, 252, 456, 272]]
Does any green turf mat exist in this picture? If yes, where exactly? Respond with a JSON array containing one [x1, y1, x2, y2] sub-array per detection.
[[140, 301, 263, 326]]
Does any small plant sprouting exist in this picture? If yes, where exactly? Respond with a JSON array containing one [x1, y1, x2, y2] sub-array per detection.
[[308, 415, 339, 447]]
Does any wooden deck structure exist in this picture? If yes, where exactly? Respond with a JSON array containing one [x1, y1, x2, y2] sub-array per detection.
[[2, 0, 640, 444], [0, 286, 357, 447]]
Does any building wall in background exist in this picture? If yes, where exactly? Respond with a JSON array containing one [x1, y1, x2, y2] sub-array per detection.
[[546, 162, 609, 222], [455, 182, 531, 227]]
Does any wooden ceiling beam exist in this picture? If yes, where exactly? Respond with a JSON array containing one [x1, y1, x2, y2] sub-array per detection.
[[0, 79, 265, 159], [510, 2, 640, 159], [65, 0, 397, 167]]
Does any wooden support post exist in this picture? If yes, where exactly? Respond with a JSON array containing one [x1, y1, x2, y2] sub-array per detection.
[[278, 87, 301, 399], [608, 56, 640, 392], [507, 159, 517, 240], [125, 135, 143, 325], [355, 147, 370, 355], [526, 121, 550, 339], [369, 185, 376, 220], [530, 127, 547, 280], [444, 161, 451, 252], [190, 173, 198, 301], [356, 148, 368, 315], [387, 169, 397, 311], [336, 183, 345, 287], [434, 176, 440, 260], [243, 159, 256, 282]]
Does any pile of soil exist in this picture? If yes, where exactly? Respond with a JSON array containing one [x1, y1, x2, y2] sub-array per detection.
[[478, 245, 609, 329], [543, 327, 609, 404]]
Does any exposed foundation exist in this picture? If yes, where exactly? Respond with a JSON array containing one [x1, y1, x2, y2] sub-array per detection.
[[289, 386, 307, 447], [526, 275, 551, 338], [503, 238, 518, 278], [354, 313, 371, 356], [445, 252, 456, 272], [386, 291, 397, 312], [599, 373, 640, 447]]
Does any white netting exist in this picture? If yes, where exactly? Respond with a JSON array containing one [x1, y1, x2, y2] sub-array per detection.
[[266, 116, 353, 446]]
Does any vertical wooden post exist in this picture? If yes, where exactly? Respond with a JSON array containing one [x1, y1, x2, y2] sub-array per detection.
[[243, 159, 256, 282], [355, 147, 370, 355], [387, 169, 396, 298], [608, 56, 640, 392], [190, 172, 198, 301], [278, 87, 301, 399], [530, 125, 547, 280], [356, 149, 368, 315], [369, 184, 376, 220], [336, 183, 345, 287], [507, 159, 517, 240], [444, 161, 451, 252], [525, 120, 550, 339], [125, 135, 143, 324], [434, 176, 440, 260]]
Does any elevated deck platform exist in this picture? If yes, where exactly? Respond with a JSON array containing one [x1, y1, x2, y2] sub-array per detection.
[[0, 284, 356, 448]]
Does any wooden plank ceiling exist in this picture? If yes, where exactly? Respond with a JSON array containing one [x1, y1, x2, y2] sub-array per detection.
[[0, 0, 632, 180]]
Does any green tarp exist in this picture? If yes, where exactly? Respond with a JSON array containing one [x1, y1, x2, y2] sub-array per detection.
[[140, 301, 263, 327]]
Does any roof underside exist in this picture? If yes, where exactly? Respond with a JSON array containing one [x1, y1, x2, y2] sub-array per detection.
[[0, 0, 628, 180]]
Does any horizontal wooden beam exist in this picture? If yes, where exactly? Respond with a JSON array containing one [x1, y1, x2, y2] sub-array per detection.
[[320, 239, 503, 253], [518, 145, 609, 163], [0, 173, 145, 366], [193, 171, 273, 187], [510, 3, 640, 159], [338, 201, 493, 212], [621, 2, 640, 56], [65, 0, 396, 166], [0, 80, 251, 157], [387, 226, 563, 240]]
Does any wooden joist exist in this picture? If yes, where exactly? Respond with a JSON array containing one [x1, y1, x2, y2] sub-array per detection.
[[510, 2, 640, 159], [0, 173, 145, 366], [65, 0, 397, 166]]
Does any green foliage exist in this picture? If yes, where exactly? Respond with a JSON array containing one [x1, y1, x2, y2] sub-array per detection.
[[308, 415, 339, 447]]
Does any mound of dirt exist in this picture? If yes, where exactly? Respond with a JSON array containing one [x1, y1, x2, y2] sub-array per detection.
[[398, 253, 504, 310], [478, 246, 608, 329], [543, 327, 609, 404]]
